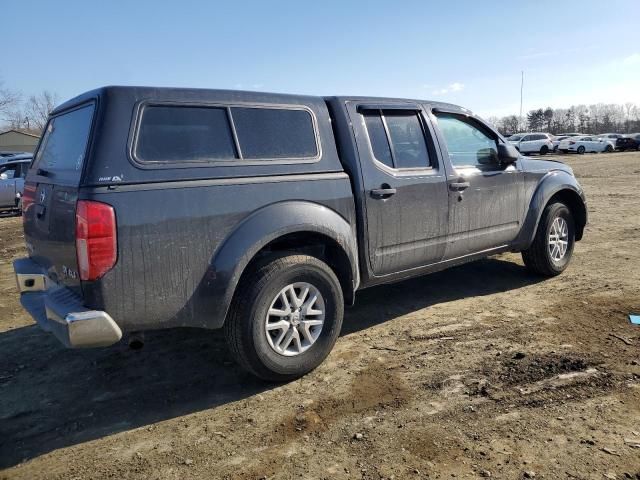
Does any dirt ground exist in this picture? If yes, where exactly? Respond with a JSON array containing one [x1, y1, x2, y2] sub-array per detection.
[[1, 151, 639, 480]]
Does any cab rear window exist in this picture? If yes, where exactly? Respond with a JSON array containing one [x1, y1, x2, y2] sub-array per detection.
[[33, 104, 95, 185]]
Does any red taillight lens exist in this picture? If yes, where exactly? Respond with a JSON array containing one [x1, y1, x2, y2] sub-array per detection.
[[75, 200, 117, 281], [569, 141, 575, 145], [22, 183, 36, 215]]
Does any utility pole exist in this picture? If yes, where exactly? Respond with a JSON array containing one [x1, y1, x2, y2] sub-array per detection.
[[519, 71, 524, 132]]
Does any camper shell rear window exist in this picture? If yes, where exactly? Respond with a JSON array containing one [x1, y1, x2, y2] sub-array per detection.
[[32, 103, 95, 185]]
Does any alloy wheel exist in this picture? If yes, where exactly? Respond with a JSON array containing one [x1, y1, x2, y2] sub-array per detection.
[[264, 282, 325, 356], [548, 216, 569, 262]]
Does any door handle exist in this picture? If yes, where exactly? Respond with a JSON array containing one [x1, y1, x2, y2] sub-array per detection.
[[370, 185, 397, 199], [449, 181, 470, 192]]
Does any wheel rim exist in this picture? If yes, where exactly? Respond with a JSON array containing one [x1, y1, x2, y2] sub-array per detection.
[[265, 282, 325, 356], [548, 216, 569, 262]]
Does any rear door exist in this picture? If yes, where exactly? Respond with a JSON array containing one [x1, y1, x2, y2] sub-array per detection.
[[432, 112, 523, 258], [24, 102, 95, 293], [346, 101, 449, 276]]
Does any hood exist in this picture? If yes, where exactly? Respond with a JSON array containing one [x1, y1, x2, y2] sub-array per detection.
[[519, 157, 574, 176]]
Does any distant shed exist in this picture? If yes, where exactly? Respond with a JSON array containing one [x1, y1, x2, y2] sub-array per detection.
[[0, 129, 40, 153]]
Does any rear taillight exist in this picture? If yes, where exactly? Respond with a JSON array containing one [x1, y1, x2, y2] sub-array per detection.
[[75, 200, 117, 281], [22, 183, 36, 214], [569, 141, 576, 145]]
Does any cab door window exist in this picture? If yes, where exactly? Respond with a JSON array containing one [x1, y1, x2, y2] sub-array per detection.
[[434, 114, 499, 168], [362, 109, 432, 170]]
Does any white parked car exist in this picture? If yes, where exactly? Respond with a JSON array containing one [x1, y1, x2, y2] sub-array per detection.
[[551, 135, 575, 152], [508, 133, 554, 155], [558, 135, 615, 154]]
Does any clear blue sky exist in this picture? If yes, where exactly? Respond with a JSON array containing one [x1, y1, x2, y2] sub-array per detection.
[[3, 0, 639, 118]]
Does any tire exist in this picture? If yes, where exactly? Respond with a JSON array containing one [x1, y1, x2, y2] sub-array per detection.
[[553, 146, 559, 153], [577, 146, 586, 154], [522, 202, 575, 276], [605, 145, 613, 153], [540, 145, 549, 155], [224, 253, 344, 381]]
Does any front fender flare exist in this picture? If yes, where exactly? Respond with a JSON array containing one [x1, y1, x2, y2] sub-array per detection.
[[514, 170, 587, 250], [204, 201, 358, 328]]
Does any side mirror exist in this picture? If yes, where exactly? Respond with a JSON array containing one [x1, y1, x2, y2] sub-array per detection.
[[0, 173, 8, 180], [497, 143, 519, 164]]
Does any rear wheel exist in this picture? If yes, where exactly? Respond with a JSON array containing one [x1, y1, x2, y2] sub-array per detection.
[[224, 253, 344, 381], [522, 202, 575, 276], [577, 146, 586, 154], [540, 145, 549, 155]]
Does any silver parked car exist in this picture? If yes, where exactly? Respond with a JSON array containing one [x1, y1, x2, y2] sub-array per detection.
[[0, 158, 31, 213]]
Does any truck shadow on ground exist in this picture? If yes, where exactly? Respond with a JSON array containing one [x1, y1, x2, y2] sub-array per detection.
[[0, 257, 543, 468]]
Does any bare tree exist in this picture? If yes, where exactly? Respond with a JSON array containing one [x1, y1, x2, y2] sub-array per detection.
[[488, 101, 640, 135], [0, 81, 20, 119], [500, 115, 519, 135], [4, 109, 30, 130], [24, 90, 58, 132], [485, 116, 500, 129], [543, 107, 554, 132]]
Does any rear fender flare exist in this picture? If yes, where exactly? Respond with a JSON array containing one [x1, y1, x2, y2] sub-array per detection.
[[206, 201, 358, 328]]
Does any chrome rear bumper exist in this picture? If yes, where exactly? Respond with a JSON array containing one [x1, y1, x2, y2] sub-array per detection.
[[14, 257, 122, 348]]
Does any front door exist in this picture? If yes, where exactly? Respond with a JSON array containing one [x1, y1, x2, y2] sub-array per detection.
[[431, 112, 523, 259], [346, 102, 449, 276]]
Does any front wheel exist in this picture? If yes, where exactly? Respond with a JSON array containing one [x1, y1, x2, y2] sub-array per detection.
[[605, 145, 613, 153], [224, 253, 344, 381], [522, 202, 575, 276]]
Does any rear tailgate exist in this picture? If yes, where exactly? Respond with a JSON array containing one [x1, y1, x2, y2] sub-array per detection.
[[23, 103, 95, 295]]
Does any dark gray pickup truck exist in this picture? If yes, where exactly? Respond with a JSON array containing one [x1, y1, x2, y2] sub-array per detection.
[[14, 86, 587, 380]]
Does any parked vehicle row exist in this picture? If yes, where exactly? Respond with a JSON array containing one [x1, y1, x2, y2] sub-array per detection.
[[13, 86, 587, 380], [506, 131, 640, 155]]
